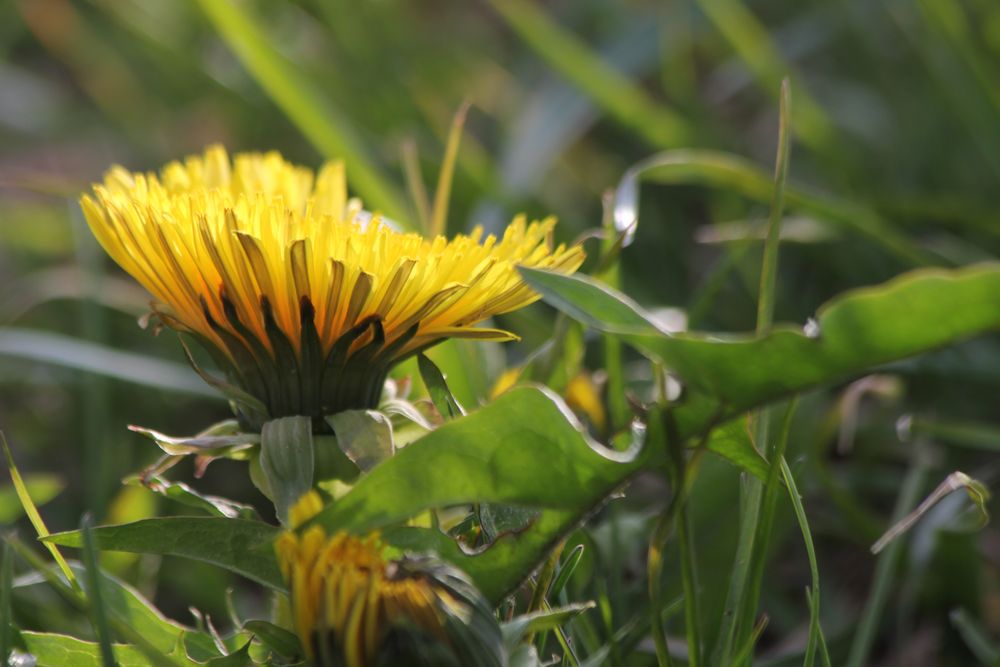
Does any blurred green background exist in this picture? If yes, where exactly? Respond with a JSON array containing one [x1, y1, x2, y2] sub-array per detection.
[[1, 1, 998, 665]]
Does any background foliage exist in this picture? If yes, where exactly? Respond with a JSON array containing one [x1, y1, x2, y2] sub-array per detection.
[[1, 1, 999, 665]]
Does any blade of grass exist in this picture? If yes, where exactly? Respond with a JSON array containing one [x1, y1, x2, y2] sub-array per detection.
[[550, 544, 585, 601], [782, 459, 832, 667], [845, 444, 931, 667], [916, 0, 1000, 114], [756, 79, 793, 334], [429, 102, 469, 238], [489, 0, 690, 149], [715, 78, 792, 667], [401, 139, 431, 232], [677, 501, 702, 667], [527, 543, 561, 619], [72, 207, 115, 518], [647, 400, 683, 667], [741, 399, 798, 650], [4, 536, 184, 667], [617, 149, 938, 266], [80, 514, 117, 667], [1, 432, 79, 592], [0, 328, 217, 397], [1, 541, 12, 664], [695, 0, 836, 154], [648, 494, 679, 667], [648, 408, 707, 667], [949, 608, 1000, 665], [194, 0, 408, 222], [731, 615, 769, 666]]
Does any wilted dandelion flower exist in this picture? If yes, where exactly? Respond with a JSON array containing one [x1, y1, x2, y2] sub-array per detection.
[[80, 145, 584, 425], [276, 492, 503, 667]]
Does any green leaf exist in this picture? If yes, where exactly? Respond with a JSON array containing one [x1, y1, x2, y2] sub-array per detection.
[[311, 386, 646, 535], [549, 544, 585, 601], [501, 602, 596, 647], [704, 418, 769, 481], [12, 562, 229, 662], [417, 352, 465, 420], [0, 473, 63, 524], [128, 425, 258, 458], [20, 631, 153, 667], [478, 504, 539, 544], [382, 512, 580, 604], [306, 387, 650, 602], [127, 476, 258, 520], [324, 410, 394, 472], [522, 264, 1000, 439], [241, 621, 302, 661], [260, 417, 314, 524], [508, 644, 541, 667], [43, 519, 284, 591], [204, 641, 253, 667]]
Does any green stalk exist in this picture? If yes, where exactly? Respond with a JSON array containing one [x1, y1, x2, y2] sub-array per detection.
[[715, 78, 792, 667], [846, 449, 930, 667]]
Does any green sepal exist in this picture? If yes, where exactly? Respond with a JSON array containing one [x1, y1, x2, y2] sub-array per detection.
[[325, 410, 395, 473], [259, 416, 315, 524], [261, 297, 302, 418], [312, 434, 361, 483]]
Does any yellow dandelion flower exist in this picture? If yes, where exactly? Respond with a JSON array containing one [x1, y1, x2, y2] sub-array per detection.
[[80, 145, 584, 424], [276, 492, 502, 667]]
